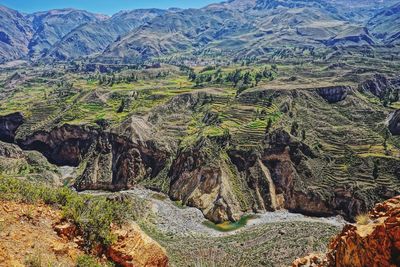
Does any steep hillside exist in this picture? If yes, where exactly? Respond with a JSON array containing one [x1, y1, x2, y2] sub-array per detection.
[[0, 6, 32, 63], [27, 9, 107, 59], [368, 2, 400, 45], [45, 9, 166, 60], [0, 0, 399, 63], [0, 61, 399, 224]]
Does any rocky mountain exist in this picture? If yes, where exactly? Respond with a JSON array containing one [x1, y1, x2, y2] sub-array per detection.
[[27, 9, 108, 59], [0, 6, 33, 63], [368, 2, 400, 45], [0, 5, 106, 63], [45, 9, 166, 60], [0, 0, 399, 63]]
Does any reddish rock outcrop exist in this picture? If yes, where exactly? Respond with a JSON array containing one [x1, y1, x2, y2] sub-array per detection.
[[106, 223, 169, 267], [292, 196, 400, 267]]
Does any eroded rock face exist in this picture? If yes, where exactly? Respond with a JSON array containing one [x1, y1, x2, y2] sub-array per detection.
[[316, 86, 350, 103], [2, 119, 168, 191], [328, 196, 400, 267], [261, 130, 331, 216], [388, 110, 400, 135], [0, 112, 24, 142], [169, 138, 243, 223], [262, 130, 367, 221], [17, 124, 94, 166], [106, 222, 169, 267], [293, 196, 400, 267], [359, 74, 397, 99], [76, 133, 168, 191]]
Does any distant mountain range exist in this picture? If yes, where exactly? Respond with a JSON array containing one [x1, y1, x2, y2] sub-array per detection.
[[0, 0, 399, 63]]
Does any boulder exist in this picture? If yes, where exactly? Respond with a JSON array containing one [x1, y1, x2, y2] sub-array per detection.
[[106, 222, 169, 267]]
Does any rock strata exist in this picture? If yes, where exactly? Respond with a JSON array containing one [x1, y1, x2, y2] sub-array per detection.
[[292, 195, 400, 267]]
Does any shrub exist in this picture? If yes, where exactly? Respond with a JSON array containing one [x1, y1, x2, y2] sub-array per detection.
[[76, 254, 114, 267], [0, 176, 135, 251]]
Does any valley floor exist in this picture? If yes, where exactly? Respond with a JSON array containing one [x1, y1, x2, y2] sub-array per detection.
[[85, 187, 343, 266]]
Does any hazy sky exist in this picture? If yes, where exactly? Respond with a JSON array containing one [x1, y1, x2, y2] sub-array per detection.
[[0, 0, 219, 15]]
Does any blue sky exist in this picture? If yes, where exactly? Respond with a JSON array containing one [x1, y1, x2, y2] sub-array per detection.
[[0, 0, 219, 15]]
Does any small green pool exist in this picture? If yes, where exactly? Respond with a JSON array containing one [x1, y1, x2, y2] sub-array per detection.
[[203, 215, 258, 232]]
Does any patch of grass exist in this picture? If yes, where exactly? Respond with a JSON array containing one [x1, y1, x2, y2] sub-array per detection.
[[76, 255, 114, 267], [152, 193, 168, 201], [173, 200, 186, 209], [0, 176, 141, 251], [356, 213, 370, 225]]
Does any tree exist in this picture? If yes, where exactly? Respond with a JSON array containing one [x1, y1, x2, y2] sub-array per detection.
[[266, 118, 273, 133], [255, 72, 263, 86], [301, 129, 306, 141], [243, 71, 252, 85], [291, 121, 299, 136], [383, 128, 391, 153], [117, 99, 125, 113]]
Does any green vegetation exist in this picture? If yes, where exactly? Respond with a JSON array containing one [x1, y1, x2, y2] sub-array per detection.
[[0, 176, 143, 251], [76, 255, 114, 267], [202, 215, 258, 232]]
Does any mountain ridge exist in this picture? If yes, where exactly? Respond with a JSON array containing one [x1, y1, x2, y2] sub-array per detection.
[[0, 0, 399, 63]]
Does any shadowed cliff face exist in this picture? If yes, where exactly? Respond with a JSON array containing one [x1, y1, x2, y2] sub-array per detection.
[[17, 124, 93, 166], [389, 110, 400, 135], [0, 114, 169, 192], [316, 86, 350, 103], [76, 133, 168, 191], [0, 112, 24, 142]]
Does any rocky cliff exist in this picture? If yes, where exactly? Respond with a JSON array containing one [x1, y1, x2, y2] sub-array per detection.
[[0, 200, 168, 267], [316, 86, 350, 103], [388, 110, 400, 135], [292, 195, 400, 267], [359, 74, 399, 99], [0, 112, 24, 143]]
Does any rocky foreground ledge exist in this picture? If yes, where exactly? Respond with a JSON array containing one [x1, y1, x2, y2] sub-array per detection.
[[0, 200, 168, 267], [292, 196, 400, 267]]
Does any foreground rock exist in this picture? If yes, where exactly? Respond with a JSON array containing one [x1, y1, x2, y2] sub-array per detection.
[[0, 201, 82, 266], [292, 195, 400, 267], [107, 222, 169, 267], [54, 220, 169, 267]]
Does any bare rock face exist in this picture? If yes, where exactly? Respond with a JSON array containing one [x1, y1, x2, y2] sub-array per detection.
[[388, 110, 400, 135], [6, 120, 168, 191], [106, 222, 169, 267], [76, 133, 168, 191], [316, 86, 350, 103], [17, 124, 94, 166], [0, 140, 24, 158], [292, 196, 400, 267], [327, 196, 400, 267], [0, 112, 24, 142], [169, 138, 243, 223], [359, 74, 396, 99]]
